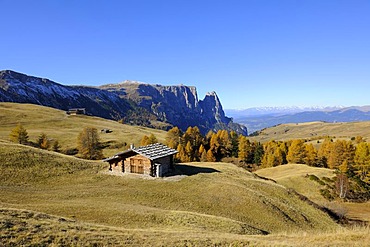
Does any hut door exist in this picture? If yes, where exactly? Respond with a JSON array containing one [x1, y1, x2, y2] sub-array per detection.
[[130, 158, 144, 174]]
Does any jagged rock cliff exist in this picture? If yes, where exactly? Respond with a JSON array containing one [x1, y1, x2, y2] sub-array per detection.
[[100, 82, 247, 135], [0, 70, 247, 135]]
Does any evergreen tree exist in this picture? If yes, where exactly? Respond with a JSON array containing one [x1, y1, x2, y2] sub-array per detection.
[[52, 140, 61, 152], [230, 131, 239, 157], [253, 142, 264, 166], [9, 123, 29, 144]]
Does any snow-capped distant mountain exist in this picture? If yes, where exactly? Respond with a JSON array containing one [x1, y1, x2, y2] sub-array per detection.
[[226, 106, 370, 134], [225, 106, 345, 118]]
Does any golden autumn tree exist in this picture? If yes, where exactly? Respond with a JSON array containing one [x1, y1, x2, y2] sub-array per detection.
[[206, 149, 216, 162], [261, 141, 284, 168], [304, 143, 318, 166], [37, 133, 50, 150], [327, 140, 354, 169], [165, 127, 182, 149], [238, 135, 252, 163], [77, 127, 103, 160], [9, 123, 29, 144], [317, 138, 333, 167], [354, 142, 370, 182], [287, 139, 307, 164]]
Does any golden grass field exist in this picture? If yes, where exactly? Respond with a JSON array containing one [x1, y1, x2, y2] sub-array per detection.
[[0, 102, 167, 157], [255, 164, 370, 223], [1, 103, 370, 246]]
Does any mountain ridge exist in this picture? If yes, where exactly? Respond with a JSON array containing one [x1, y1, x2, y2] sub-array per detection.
[[227, 106, 370, 134], [0, 70, 247, 135]]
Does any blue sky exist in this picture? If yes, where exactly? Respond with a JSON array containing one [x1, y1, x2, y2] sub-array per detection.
[[1, 0, 370, 109]]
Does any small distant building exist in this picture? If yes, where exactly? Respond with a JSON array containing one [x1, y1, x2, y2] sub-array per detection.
[[67, 108, 86, 115], [103, 143, 178, 177]]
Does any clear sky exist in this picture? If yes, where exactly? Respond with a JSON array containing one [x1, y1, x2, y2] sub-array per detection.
[[1, 0, 370, 109]]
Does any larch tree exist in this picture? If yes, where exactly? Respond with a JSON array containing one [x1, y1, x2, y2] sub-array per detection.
[[165, 127, 182, 149], [140, 135, 150, 146], [286, 139, 307, 164], [37, 133, 50, 150], [304, 143, 318, 166], [317, 138, 333, 167], [206, 149, 216, 162], [354, 142, 370, 182], [9, 123, 29, 144], [77, 127, 103, 160]]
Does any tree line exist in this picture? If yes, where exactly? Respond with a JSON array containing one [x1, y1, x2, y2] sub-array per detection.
[[9, 124, 102, 160], [164, 126, 370, 184]]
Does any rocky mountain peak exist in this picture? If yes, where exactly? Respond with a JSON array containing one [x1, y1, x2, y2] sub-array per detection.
[[0, 70, 248, 135]]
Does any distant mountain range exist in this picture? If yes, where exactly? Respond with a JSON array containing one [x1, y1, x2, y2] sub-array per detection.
[[226, 106, 370, 134], [0, 70, 247, 135]]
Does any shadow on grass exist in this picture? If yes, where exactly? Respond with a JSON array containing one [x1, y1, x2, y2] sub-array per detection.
[[174, 164, 219, 176]]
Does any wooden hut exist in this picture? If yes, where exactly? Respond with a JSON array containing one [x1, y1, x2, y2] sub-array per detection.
[[103, 143, 178, 177]]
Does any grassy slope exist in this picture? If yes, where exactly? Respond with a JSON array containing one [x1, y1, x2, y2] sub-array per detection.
[[250, 121, 370, 143], [0, 102, 167, 157], [0, 143, 342, 246], [255, 164, 370, 222]]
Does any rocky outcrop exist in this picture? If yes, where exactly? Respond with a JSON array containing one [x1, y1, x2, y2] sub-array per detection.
[[0, 70, 247, 135], [101, 82, 248, 135]]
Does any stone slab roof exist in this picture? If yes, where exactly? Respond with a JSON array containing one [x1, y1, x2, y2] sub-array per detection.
[[103, 143, 177, 162]]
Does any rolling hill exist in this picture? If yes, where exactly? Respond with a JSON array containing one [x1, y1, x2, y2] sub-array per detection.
[[227, 106, 370, 133], [0, 102, 168, 157], [1, 103, 369, 245], [250, 121, 370, 143], [0, 142, 340, 246], [255, 164, 370, 223]]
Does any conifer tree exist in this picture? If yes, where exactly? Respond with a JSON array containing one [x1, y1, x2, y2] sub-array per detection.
[[140, 135, 150, 146], [148, 133, 158, 144], [77, 127, 103, 160], [253, 142, 264, 166], [206, 149, 216, 162], [304, 143, 318, 166], [354, 142, 370, 182], [37, 133, 50, 150], [317, 138, 332, 167], [9, 123, 29, 144], [52, 140, 61, 152], [287, 139, 307, 164], [185, 141, 193, 162], [165, 127, 182, 149], [230, 131, 239, 157]]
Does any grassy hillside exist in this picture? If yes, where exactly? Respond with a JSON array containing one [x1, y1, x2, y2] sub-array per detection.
[[0, 142, 342, 245], [2, 207, 369, 247], [250, 121, 370, 143], [255, 164, 370, 223], [0, 102, 167, 157]]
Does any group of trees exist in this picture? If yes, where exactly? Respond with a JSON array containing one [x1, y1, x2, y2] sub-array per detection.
[[164, 126, 370, 184], [9, 123, 61, 152], [8, 123, 370, 184], [9, 124, 102, 160]]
